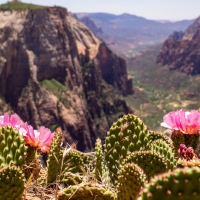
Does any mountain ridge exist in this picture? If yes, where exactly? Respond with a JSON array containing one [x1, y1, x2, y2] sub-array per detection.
[[76, 12, 195, 58]]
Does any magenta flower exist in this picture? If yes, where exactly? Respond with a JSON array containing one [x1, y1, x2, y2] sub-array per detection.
[[161, 109, 200, 134], [19, 123, 55, 153], [0, 113, 22, 130]]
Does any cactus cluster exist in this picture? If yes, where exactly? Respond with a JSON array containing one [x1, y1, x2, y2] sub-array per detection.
[[0, 111, 200, 200]]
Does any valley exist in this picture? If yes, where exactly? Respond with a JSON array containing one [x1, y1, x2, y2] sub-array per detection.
[[126, 45, 200, 130]]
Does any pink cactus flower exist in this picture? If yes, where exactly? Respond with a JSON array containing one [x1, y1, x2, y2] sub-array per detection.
[[161, 109, 200, 134], [19, 123, 55, 153], [0, 113, 22, 130]]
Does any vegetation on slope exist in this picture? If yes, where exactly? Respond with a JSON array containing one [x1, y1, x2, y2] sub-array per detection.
[[0, 1, 47, 11], [126, 45, 200, 131]]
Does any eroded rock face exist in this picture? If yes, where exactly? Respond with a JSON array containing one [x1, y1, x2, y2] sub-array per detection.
[[0, 7, 133, 151], [157, 17, 200, 75]]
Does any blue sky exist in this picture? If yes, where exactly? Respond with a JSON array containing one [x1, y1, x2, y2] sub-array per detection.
[[1, 0, 200, 21]]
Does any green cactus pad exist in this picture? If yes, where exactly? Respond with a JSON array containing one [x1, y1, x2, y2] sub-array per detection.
[[63, 149, 90, 174], [47, 128, 63, 184], [138, 167, 200, 200], [0, 126, 27, 167], [117, 163, 147, 200], [150, 139, 176, 170], [62, 172, 83, 186], [95, 138, 104, 181], [58, 183, 116, 200], [148, 131, 174, 148], [0, 166, 25, 200], [123, 150, 168, 181], [104, 114, 150, 184]]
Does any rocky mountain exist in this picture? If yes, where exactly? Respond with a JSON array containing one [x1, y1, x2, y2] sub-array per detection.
[[77, 13, 194, 58], [0, 6, 133, 151], [157, 17, 200, 75], [79, 16, 103, 34]]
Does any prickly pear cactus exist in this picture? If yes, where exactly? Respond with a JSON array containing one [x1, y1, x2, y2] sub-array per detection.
[[95, 138, 104, 181], [47, 128, 63, 184], [148, 131, 173, 147], [63, 149, 90, 174], [0, 126, 27, 167], [123, 150, 168, 181], [0, 166, 25, 200], [117, 163, 147, 200], [138, 167, 200, 200], [150, 139, 176, 170], [58, 183, 116, 200], [62, 172, 83, 186], [104, 114, 150, 184]]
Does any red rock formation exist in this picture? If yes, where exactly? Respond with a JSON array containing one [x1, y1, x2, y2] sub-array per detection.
[[157, 17, 200, 75], [0, 7, 133, 151]]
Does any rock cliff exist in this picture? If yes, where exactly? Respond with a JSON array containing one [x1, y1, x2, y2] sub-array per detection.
[[157, 17, 200, 75], [0, 7, 133, 151]]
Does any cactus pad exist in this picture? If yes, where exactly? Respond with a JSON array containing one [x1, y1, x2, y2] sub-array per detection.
[[0, 126, 27, 167], [0, 166, 25, 200], [138, 167, 200, 200], [47, 128, 62, 184], [123, 150, 168, 181], [150, 139, 176, 170], [58, 183, 116, 200], [104, 114, 149, 183], [117, 163, 147, 200], [95, 138, 104, 181]]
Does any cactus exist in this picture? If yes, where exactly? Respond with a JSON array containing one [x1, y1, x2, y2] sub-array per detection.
[[123, 150, 168, 181], [171, 130, 185, 155], [62, 172, 83, 186], [183, 133, 199, 151], [117, 163, 147, 200], [150, 139, 176, 170], [58, 183, 116, 200], [138, 167, 200, 200], [95, 138, 104, 181], [104, 114, 149, 184], [171, 130, 199, 155], [47, 128, 63, 184], [148, 131, 173, 147], [0, 166, 25, 200], [0, 126, 27, 167], [63, 149, 90, 174], [25, 146, 36, 165]]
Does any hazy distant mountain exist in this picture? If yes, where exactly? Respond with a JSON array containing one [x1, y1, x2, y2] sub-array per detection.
[[157, 16, 200, 75], [77, 13, 195, 58]]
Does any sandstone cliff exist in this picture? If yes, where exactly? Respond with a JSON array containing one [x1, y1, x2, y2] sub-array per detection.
[[157, 17, 200, 75], [0, 7, 133, 151]]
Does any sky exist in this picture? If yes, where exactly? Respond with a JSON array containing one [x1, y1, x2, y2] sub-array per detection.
[[1, 0, 200, 21]]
